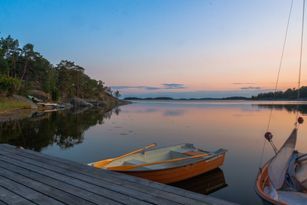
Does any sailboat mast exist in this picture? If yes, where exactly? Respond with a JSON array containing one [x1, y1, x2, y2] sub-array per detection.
[[297, 0, 305, 101]]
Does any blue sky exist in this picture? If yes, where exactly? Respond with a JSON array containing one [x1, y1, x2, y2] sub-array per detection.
[[1, 0, 305, 97]]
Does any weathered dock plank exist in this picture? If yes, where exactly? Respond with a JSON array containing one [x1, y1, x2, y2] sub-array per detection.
[[0, 147, 224, 205], [0, 176, 63, 205], [0, 169, 93, 205], [0, 145, 231, 205], [0, 144, 238, 205], [0, 156, 154, 205], [0, 151, 194, 205], [0, 162, 121, 205], [0, 185, 34, 205]]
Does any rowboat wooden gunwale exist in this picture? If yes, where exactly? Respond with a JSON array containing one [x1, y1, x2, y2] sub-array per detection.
[[90, 143, 227, 184], [109, 152, 219, 172], [118, 153, 226, 183], [255, 162, 287, 205]]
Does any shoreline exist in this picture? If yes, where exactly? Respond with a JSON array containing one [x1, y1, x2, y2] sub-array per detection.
[[0, 95, 130, 122], [0, 108, 36, 122], [124, 97, 307, 101], [127, 99, 307, 104]]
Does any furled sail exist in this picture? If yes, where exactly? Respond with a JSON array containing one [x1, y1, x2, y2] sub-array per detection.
[[295, 156, 307, 189], [268, 128, 297, 189]]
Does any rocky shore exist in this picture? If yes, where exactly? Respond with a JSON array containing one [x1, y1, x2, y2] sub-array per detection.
[[0, 94, 130, 122]]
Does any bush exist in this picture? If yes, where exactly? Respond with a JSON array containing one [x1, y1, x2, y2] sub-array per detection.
[[0, 75, 21, 96], [51, 88, 59, 101]]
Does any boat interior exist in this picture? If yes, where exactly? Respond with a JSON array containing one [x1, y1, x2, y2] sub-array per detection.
[[262, 152, 307, 203], [295, 154, 307, 189], [104, 143, 225, 171]]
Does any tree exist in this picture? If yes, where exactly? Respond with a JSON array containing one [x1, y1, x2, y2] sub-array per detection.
[[20, 43, 36, 81], [114, 90, 121, 98], [104, 86, 113, 96], [0, 75, 21, 96], [0, 35, 119, 102], [0, 48, 9, 75], [0, 35, 20, 76]]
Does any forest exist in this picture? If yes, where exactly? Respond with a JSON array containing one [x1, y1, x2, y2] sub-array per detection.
[[251, 87, 307, 100], [0, 35, 120, 102]]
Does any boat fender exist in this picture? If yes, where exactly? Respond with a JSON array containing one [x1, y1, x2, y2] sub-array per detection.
[[265, 132, 273, 141], [298, 117, 304, 124]]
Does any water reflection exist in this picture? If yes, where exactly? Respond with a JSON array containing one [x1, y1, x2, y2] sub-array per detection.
[[163, 110, 185, 117], [171, 168, 227, 195], [256, 104, 307, 114], [0, 107, 120, 151], [1, 101, 307, 204]]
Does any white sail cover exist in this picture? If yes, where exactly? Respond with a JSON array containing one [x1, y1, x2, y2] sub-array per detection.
[[278, 191, 307, 204], [268, 128, 297, 189], [295, 157, 307, 189]]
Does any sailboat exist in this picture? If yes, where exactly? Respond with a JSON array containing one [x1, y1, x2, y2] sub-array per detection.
[[256, 127, 307, 204], [256, 0, 307, 204]]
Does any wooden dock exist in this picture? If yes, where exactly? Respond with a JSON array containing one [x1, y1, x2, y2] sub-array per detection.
[[0, 144, 237, 205]]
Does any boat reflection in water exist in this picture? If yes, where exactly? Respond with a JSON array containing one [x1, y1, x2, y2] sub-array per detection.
[[170, 168, 227, 195]]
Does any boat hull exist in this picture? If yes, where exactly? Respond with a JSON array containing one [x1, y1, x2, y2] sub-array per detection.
[[116, 153, 225, 184], [255, 163, 287, 205]]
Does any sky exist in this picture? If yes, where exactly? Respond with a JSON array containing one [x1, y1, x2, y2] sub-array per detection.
[[1, 0, 307, 98]]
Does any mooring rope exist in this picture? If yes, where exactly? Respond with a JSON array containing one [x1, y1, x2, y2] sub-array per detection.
[[267, 0, 294, 132], [298, 0, 305, 100], [295, 0, 306, 128], [258, 0, 294, 168]]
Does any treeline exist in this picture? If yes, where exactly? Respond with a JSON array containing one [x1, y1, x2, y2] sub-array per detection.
[[125, 89, 307, 101], [251, 87, 307, 100], [0, 35, 119, 101]]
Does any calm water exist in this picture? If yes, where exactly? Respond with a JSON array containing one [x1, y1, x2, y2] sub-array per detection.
[[1, 101, 307, 204]]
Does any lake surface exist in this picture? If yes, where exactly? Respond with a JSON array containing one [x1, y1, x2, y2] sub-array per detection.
[[1, 100, 307, 204]]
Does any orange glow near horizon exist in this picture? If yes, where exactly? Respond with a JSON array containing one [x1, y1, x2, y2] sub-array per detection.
[[3, 0, 307, 97]]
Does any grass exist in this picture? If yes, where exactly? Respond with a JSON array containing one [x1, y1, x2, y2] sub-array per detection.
[[0, 97, 32, 112]]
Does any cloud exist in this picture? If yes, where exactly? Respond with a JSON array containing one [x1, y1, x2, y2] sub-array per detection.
[[111, 86, 132, 89], [233, 83, 262, 90], [240, 86, 262, 90], [111, 83, 186, 91], [162, 83, 186, 89], [111, 86, 160, 90]]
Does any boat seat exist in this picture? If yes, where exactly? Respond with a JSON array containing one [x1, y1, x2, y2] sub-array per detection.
[[169, 151, 188, 158], [123, 159, 151, 171], [183, 151, 206, 156], [123, 159, 146, 166], [170, 150, 208, 157]]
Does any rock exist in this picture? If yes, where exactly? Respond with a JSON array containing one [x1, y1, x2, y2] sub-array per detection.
[[85, 99, 106, 107], [70, 97, 93, 107], [62, 103, 73, 109], [27, 90, 50, 101], [12, 95, 38, 109]]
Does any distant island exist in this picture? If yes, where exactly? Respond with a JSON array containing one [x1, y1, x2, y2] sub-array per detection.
[[125, 86, 307, 101], [124, 96, 249, 101], [0, 35, 123, 113]]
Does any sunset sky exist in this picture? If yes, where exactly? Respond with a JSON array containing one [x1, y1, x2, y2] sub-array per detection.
[[1, 0, 306, 97]]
